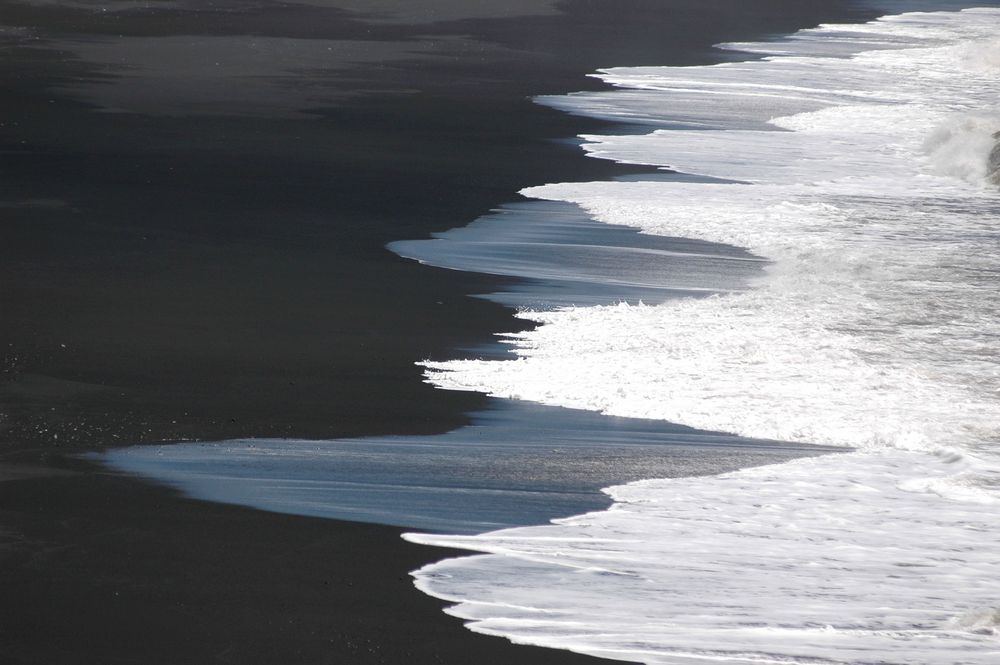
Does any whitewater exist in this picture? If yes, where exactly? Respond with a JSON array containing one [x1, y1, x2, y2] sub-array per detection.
[[404, 7, 1000, 665]]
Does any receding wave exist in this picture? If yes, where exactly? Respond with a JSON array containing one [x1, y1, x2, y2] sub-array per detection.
[[406, 7, 1000, 664], [388, 199, 763, 310]]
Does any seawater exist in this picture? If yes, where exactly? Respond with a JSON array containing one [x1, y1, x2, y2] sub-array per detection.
[[405, 7, 1000, 664], [94, 399, 826, 534]]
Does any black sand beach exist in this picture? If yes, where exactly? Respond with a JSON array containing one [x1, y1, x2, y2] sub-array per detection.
[[1, 1, 874, 662]]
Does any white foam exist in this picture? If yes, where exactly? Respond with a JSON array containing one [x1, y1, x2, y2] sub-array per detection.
[[408, 451, 1000, 664], [924, 113, 1000, 182], [407, 7, 1000, 665]]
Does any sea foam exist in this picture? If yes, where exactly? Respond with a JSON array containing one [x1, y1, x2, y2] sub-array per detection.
[[406, 7, 1000, 664]]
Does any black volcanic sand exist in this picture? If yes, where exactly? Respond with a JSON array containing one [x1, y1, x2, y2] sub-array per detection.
[[1, 1, 877, 663]]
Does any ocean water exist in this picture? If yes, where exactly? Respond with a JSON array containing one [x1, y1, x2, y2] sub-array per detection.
[[95, 399, 828, 533], [388, 198, 763, 310], [404, 7, 1000, 664]]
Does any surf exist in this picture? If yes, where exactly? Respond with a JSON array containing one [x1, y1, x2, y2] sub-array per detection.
[[405, 7, 1000, 664]]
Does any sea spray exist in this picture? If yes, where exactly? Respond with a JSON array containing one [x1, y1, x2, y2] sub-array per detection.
[[988, 130, 1000, 184]]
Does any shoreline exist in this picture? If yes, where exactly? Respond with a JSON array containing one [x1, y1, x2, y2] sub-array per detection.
[[0, 465, 626, 665], [95, 399, 841, 535], [1, 1, 879, 662]]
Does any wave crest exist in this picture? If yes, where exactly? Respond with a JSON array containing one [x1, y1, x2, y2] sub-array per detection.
[[923, 114, 1000, 185]]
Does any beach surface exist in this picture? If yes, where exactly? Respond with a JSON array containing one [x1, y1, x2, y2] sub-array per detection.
[[1, 1, 872, 662]]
